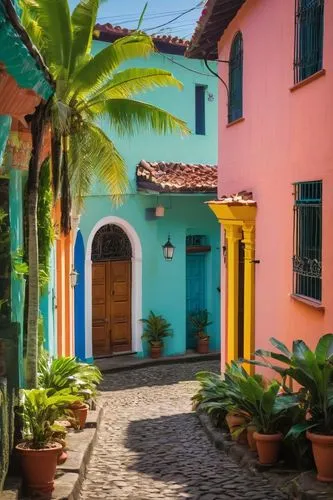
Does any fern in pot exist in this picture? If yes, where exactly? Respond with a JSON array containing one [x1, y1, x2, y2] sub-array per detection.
[[141, 311, 173, 358], [16, 388, 80, 495], [189, 309, 212, 354]]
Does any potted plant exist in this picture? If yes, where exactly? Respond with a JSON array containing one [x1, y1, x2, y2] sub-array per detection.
[[249, 334, 333, 481], [38, 352, 102, 429], [192, 371, 230, 429], [231, 368, 300, 464], [141, 311, 173, 358], [16, 388, 79, 495], [189, 309, 212, 354]]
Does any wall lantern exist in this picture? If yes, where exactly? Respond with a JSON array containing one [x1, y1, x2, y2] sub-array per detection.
[[162, 235, 175, 262], [70, 268, 79, 288]]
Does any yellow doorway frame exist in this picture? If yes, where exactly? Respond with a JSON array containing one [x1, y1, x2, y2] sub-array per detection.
[[208, 202, 256, 372]]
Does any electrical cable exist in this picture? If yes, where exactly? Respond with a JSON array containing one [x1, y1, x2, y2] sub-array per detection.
[[204, 58, 229, 96], [145, 3, 202, 32], [164, 55, 215, 78]]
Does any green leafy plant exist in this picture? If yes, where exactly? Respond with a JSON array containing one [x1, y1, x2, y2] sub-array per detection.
[[189, 309, 212, 339], [141, 311, 173, 346], [18, 388, 79, 449], [38, 353, 102, 403], [12, 248, 29, 278], [243, 334, 333, 436], [37, 158, 54, 293], [192, 371, 230, 428]]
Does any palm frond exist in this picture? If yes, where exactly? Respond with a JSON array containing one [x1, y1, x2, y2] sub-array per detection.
[[21, 0, 73, 74], [85, 67, 183, 104], [69, 122, 128, 203], [70, 0, 99, 76], [70, 34, 155, 100], [94, 98, 190, 137]]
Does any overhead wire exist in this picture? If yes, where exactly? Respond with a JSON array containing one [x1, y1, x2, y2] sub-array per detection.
[[164, 55, 215, 78], [145, 3, 202, 32]]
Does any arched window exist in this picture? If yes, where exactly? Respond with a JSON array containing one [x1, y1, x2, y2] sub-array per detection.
[[228, 32, 243, 123], [91, 224, 132, 262], [294, 0, 324, 83]]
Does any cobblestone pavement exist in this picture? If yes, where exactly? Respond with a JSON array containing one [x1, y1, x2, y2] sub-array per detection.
[[79, 361, 288, 500]]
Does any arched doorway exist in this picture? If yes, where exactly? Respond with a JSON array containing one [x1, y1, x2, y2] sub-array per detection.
[[91, 224, 132, 357]]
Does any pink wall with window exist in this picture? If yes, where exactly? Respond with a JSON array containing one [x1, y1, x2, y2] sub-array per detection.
[[218, 0, 333, 353]]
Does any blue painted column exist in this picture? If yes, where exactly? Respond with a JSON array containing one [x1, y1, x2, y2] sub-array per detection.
[[0, 116, 11, 167], [9, 167, 25, 386], [74, 230, 86, 361]]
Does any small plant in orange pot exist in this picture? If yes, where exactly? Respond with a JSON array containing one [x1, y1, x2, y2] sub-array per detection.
[[141, 311, 173, 359], [16, 389, 78, 496], [189, 310, 212, 354]]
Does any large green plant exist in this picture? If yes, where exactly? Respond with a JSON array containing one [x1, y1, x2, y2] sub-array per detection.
[[244, 334, 333, 435], [141, 311, 173, 345], [192, 371, 230, 427], [37, 157, 54, 292], [18, 388, 79, 449], [38, 353, 102, 401]]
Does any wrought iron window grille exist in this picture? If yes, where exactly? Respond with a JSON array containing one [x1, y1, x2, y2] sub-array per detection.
[[294, 0, 324, 84], [228, 32, 243, 123], [293, 180, 322, 301], [92, 224, 132, 262]]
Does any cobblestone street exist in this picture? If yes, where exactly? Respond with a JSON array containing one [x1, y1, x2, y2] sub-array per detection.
[[79, 361, 287, 500]]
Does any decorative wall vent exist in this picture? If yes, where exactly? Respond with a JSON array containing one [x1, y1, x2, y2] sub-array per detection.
[[186, 235, 211, 253]]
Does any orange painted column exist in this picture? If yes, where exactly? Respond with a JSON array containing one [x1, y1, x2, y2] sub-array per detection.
[[55, 201, 74, 357]]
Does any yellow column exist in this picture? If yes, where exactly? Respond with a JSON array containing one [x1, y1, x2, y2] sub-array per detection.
[[225, 224, 243, 363], [242, 223, 256, 373]]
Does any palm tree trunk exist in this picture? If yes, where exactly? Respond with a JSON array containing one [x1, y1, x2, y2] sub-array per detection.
[[51, 129, 61, 201], [60, 135, 71, 235], [26, 102, 47, 389]]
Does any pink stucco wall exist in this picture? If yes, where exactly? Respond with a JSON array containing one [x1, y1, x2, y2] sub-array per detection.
[[218, 0, 333, 357]]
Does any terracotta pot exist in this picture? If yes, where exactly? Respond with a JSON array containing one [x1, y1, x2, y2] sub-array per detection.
[[247, 426, 257, 451], [225, 413, 247, 440], [197, 337, 209, 354], [70, 403, 89, 430], [253, 432, 282, 465], [57, 449, 68, 465], [150, 343, 162, 359], [16, 442, 62, 494], [237, 429, 248, 445], [307, 431, 333, 482]]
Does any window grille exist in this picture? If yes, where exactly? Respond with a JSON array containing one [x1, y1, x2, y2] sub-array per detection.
[[186, 235, 206, 247], [293, 181, 322, 301], [294, 0, 324, 83], [92, 224, 132, 262], [228, 32, 243, 123]]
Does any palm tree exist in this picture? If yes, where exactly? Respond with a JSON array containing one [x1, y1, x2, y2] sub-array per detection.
[[20, 0, 189, 387]]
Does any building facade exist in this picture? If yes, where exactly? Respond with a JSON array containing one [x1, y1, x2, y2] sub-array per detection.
[[74, 26, 220, 361], [187, 0, 333, 368]]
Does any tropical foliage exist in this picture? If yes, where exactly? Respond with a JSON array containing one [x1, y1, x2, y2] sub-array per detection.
[[141, 311, 173, 345], [38, 352, 102, 402], [18, 388, 79, 449], [189, 309, 212, 339], [243, 334, 333, 436]]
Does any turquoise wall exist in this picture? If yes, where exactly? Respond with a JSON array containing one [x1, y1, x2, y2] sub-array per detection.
[[76, 43, 219, 359]]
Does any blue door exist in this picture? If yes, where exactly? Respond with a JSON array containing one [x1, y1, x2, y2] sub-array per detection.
[[186, 254, 206, 349]]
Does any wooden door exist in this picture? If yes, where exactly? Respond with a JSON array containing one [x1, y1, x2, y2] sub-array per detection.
[[92, 260, 131, 357], [92, 262, 110, 356]]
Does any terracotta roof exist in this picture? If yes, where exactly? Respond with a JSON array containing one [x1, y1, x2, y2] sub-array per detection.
[[94, 24, 190, 56], [208, 191, 256, 206], [136, 160, 217, 194], [186, 0, 246, 60]]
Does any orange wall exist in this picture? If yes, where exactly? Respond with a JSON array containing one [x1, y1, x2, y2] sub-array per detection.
[[218, 0, 333, 355], [55, 202, 74, 356]]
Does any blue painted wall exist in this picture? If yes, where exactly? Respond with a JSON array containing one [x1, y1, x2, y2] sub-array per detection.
[[76, 42, 220, 359], [74, 230, 85, 361]]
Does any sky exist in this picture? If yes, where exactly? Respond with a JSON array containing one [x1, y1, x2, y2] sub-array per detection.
[[68, 0, 203, 39]]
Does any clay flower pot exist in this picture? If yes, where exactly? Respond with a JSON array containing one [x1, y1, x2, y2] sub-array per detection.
[[247, 426, 257, 451], [57, 448, 68, 465], [150, 342, 162, 359], [16, 442, 62, 494], [307, 431, 333, 482], [225, 412, 247, 440], [70, 402, 89, 430], [253, 432, 282, 465], [197, 336, 209, 354]]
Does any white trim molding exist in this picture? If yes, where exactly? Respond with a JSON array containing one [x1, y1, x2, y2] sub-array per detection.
[[85, 216, 143, 359]]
